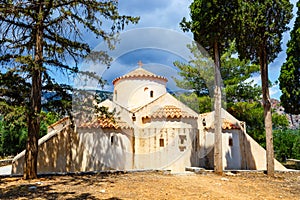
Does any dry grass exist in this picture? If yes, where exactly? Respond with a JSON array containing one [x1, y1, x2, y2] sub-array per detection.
[[0, 171, 299, 199]]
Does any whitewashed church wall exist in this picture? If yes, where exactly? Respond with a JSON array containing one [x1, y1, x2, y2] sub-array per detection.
[[114, 78, 166, 110], [75, 128, 134, 171], [198, 129, 243, 170], [132, 127, 199, 172], [222, 130, 242, 170], [198, 130, 215, 169]]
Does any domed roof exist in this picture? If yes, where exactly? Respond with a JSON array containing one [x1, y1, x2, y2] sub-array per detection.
[[112, 67, 168, 85]]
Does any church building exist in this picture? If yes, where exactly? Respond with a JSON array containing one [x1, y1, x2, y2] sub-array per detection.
[[11, 65, 286, 174]]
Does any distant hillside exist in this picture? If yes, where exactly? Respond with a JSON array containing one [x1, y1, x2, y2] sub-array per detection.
[[96, 90, 113, 101], [271, 99, 300, 129]]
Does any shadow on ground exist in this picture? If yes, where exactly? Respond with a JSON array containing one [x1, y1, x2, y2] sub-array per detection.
[[0, 173, 123, 199]]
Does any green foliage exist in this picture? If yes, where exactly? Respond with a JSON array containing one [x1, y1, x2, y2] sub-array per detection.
[[279, 1, 300, 114], [236, 0, 293, 64], [0, 0, 139, 117], [227, 101, 289, 147], [0, 111, 60, 156], [174, 42, 261, 103], [181, 0, 239, 55], [0, 116, 27, 156], [40, 112, 61, 137], [173, 43, 214, 97], [274, 129, 300, 162], [272, 112, 289, 130], [0, 1, 139, 70], [227, 102, 266, 146], [94, 94, 116, 121], [234, 1, 293, 173], [176, 92, 212, 113], [220, 42, 261, 102]]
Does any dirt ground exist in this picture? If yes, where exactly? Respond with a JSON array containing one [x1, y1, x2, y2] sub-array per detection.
[[0, 171, 299, 200]]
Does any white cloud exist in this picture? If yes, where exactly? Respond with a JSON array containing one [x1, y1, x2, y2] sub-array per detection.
[[246, 74, 282, 100], [270, 85, 281, 100], [80, 0, 297, 101], [119, 0, 192, 31], [246, 74, 261, 85]]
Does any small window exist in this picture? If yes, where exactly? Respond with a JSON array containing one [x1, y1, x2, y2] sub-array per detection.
[[202, 118, 206, 127], [144, 87, 148, 91], [159, 138, 164, 147], [229, 137, 233, 146], [150, 90, 153, 98], [142, 117, 151, 124], [179, 135, 187, 145], [111, 135, 114, 145], [132, 113, 136, 121]]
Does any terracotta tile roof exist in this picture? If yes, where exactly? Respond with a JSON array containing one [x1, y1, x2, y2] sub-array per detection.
[[222, 119, 240, 129], [112, 67, 167, 85], [199, 112, 210, 117], [205, 119, 241, 130], [47, 117, 70, 129], [78, 117, 132, 129], [144, 105, 198, 119]]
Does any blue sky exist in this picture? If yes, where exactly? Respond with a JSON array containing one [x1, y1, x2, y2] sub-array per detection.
[[77, 0, 298, 100]]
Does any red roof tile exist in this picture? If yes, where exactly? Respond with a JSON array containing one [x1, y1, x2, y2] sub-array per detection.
[[112, 68, 167, 85], [78, 117, 132, 129], [143, 105, 197, 119]]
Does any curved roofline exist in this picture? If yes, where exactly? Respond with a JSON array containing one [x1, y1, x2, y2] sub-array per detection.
[[112, 67, 168, 85]]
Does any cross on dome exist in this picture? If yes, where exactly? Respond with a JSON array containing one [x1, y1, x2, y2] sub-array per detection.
[[138, 60, 143, 68]]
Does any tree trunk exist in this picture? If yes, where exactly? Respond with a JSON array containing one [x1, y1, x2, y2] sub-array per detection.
[[290, 114, 294, 126], [259, 45, 274, 176], [24, 5, 44, 180], [213, 40, 223, 174]]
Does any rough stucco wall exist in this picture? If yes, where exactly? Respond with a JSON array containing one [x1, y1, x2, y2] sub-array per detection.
[[240, 131, 286, 170], [133, 126, 200, 172], [36, 127, 70, 173], [198, 131, 215, 169], [199, 128, 286, 171], [11, 155, 24, 175], [12, 124, 134, 175], [12, 125, 74, 175], [223, 130, 241, 170], [74, 128, 133, 171]]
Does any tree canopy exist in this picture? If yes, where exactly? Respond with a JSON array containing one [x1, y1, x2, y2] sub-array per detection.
[[173, 42, 261, 113], [180, 0, 239, 56], [279, 1, 300, 115]]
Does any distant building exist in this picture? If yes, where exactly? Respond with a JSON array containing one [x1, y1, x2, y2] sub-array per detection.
[[12, 66, 286, 174]]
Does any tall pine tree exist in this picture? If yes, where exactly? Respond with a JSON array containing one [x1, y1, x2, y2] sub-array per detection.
[[279, 1, 300, 115], [0, 0, 139, 179], [236, 0, 293, 176]]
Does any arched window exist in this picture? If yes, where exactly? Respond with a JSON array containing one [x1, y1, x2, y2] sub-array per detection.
[[150, 90, 153, 98]]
